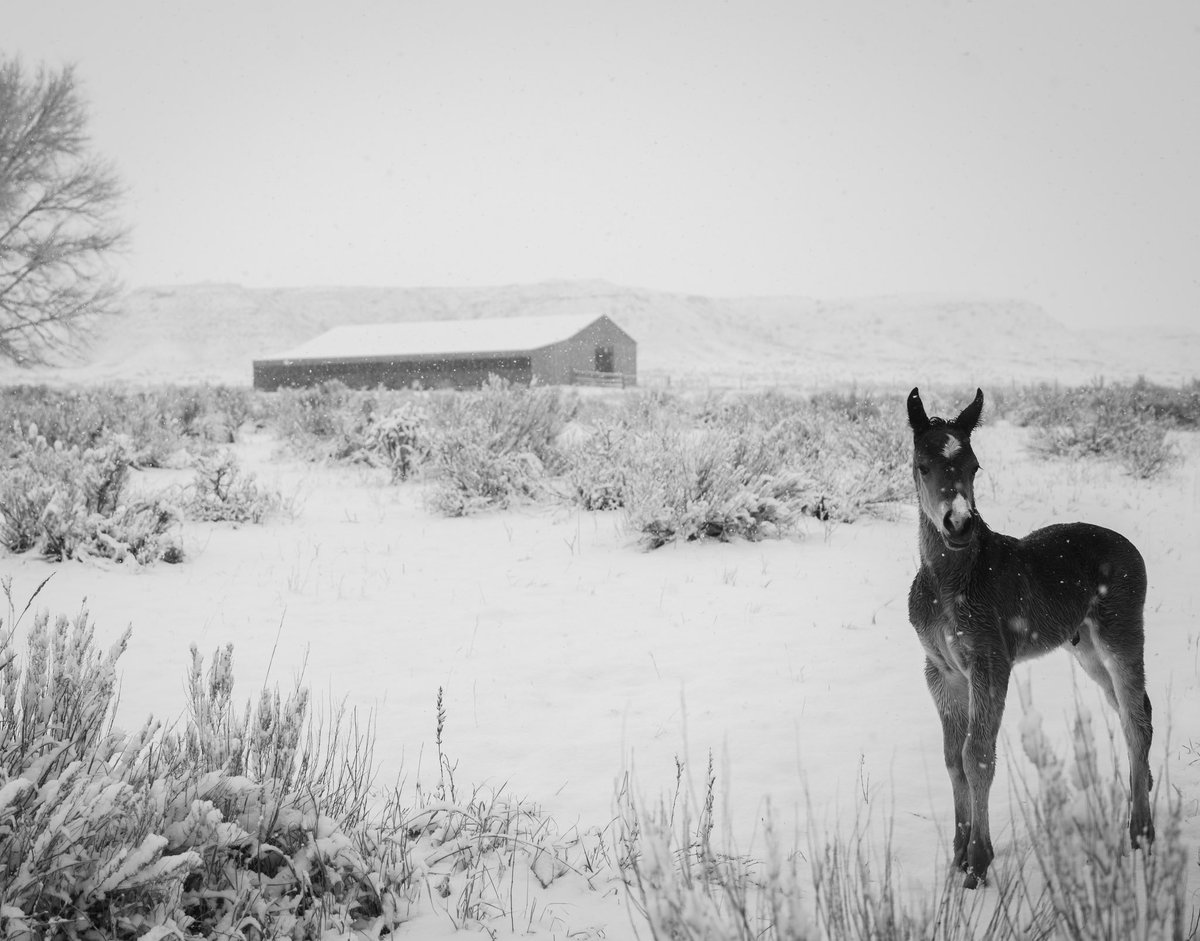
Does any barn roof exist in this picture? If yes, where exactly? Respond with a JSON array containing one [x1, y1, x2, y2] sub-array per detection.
[[262, 313, 616, 362]]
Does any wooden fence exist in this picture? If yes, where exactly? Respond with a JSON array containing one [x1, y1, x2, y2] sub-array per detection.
[[570, 368, 631, 388]]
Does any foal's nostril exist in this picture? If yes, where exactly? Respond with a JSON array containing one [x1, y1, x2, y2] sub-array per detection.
[[943, 509, 974, 537]]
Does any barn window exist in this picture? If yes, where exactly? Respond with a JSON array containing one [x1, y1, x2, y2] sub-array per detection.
[[594, 346, 615, 372]]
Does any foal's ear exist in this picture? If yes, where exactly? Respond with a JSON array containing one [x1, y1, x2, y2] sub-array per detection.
[[907, 387, 930, 432], [953, 388, 985, 433]]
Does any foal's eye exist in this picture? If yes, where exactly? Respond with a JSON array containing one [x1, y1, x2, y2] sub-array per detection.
[[917, 464, 930, 476]]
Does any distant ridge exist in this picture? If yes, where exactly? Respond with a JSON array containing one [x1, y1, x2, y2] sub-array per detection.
[[8, 280, 1196, 389]]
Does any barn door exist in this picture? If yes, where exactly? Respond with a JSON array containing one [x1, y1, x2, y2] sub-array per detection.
[[594, 346, 615, 373]]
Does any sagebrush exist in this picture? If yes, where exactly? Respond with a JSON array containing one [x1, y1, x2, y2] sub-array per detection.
[[0, 426, 181, 563]]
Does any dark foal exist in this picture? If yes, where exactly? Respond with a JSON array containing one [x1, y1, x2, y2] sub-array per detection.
[[906, 387, 1154, 889]]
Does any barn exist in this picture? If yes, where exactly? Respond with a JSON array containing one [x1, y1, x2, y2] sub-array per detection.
[[252, 313, 636, 391]]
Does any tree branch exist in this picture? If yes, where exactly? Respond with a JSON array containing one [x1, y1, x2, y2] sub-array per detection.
[[0, 57, 126, 365]]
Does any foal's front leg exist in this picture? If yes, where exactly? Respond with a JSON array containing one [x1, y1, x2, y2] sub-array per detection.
[[925, 660, 971, 868], [960, 656, 1012, 888]]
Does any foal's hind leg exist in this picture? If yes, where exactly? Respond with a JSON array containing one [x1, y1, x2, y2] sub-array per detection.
[[1068, 622, 1119, 710], [1084, 610, 1155, 848]]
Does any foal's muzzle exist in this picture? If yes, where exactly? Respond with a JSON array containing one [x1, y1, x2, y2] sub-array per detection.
[[941, 510, 975, 550]]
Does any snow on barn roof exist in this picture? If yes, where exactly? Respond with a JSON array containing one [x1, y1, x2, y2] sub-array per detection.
[[264, 313, 609, 362]]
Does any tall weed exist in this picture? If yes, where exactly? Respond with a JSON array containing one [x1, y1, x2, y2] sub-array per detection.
[[1012, 680, 1194, 940], [620, 691, 1197, 940]]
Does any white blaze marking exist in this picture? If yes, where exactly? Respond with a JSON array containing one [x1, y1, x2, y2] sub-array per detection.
[[942, 435, 961, 458], [948, 493, 971, 528]]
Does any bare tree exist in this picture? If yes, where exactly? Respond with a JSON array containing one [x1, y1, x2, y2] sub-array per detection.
[[0, 57, 127, 366]]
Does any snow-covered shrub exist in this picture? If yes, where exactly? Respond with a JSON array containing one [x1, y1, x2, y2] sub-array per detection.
[[426, 442, 545, 516], [1014, 380, 1181, 479], [425, 377, 576, 515], [0, 428, 181, 563], [0, 603, 608, 940], [259, 384, 432, 473], [0, 605, 195, 936], [265, 380, 358, 451], [365, 400, 429, 481], [562, 420, 630, 510], [185, 450, 282, 523], [180, 643, 318, 790], [160, 383, 250, 444], [791, 410, 912, 522], [91, 500, 185, 565], [0, 385, 105, 450], [1029, 408, 1176, 479], [621, 422, 809, 548], [0, 385, 202, 467], [562, 391, 908, 544], [0, 604, 411, 940]]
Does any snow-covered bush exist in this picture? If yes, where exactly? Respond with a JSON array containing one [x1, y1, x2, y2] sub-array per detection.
[[276, 380, 354, 437], [0, 603, 411, 940], [1035, 416, 1175, 480], [1012, 380, 1186, 479], [365, 400, 429, 481], [621, 424, 808, 548], [260, 384, 436, 475], [0, 383, 246, 468], [562, 420, 630, 510], [425, 377, 576, 515], [606, 393, 909, 546], [264, 380, 363, 458], [185, 450, 282, 523], [162, 384, 249, 445], [794, 410, 912, 522], [0, 427, 181, 563], [426, 441, 546, 516], [0, 600, 617, 939]]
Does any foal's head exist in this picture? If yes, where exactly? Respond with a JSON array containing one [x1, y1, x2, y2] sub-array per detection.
[[907, 388, 984, 551]]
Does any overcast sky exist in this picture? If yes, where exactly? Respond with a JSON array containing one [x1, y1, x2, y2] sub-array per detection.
[[9, 1, 1199, 328]]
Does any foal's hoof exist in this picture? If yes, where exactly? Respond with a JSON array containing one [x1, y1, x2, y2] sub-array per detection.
[[959, 837, 993, 889], [1130, 821, 1156, 850]]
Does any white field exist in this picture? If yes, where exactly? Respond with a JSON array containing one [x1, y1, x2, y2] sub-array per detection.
[[5, 409, 1199, 937]]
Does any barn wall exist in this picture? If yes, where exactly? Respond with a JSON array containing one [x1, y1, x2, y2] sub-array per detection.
[[253, 356, 532, 391], [254, 315, 637, 390], [531, 316, 637, 384]]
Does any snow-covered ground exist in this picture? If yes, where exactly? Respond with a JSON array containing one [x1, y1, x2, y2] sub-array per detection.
[[4, 418, 1199, 936]]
